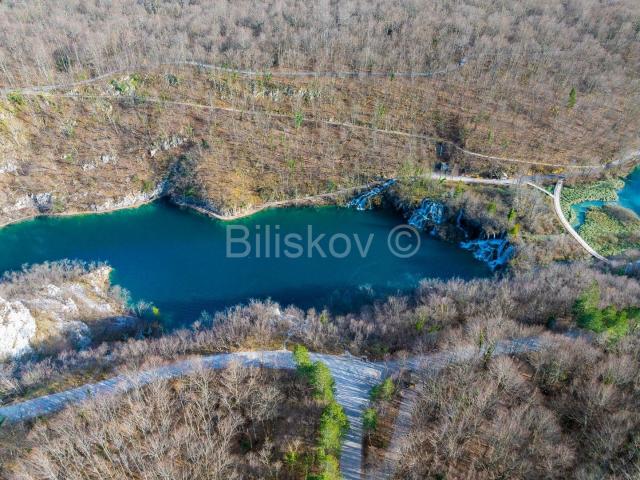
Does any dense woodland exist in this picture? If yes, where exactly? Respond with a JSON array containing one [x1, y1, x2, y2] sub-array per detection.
[[1, 1, 638, 228], [1, 366, 322, 479], [1, 0, 638, 89], [397, 339, 640, 479]]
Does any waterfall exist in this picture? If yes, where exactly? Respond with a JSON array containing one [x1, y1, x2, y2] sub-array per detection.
[[455, 209, 469, 239], [408, 199, 445, 229], [460, 235, 514, 271], [347, 179, 396, 211], [625, 260, 640, 276]]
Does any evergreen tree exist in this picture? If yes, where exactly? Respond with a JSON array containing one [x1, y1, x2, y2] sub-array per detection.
[[568, 87, 577, 108]]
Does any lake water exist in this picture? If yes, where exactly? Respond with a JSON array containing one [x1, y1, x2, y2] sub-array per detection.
[[0, 201, 489, 328], [571, 166, 640, 227]]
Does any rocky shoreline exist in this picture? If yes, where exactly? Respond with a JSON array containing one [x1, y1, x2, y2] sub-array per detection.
[[1, 178, 516, 273], [0, 263, 140, 360]]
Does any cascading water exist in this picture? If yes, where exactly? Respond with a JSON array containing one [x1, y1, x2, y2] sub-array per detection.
[[347, 179, 397, 211], [455, 209, 469, 239], [460, 235, 514, 271], [408, 199, 445, 229]]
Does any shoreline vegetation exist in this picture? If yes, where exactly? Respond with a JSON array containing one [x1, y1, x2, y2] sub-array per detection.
[[3, 260, 638, 406], [561, 178, 626, 224], [0, 185, 357, 230], [560, 172, 640, 257], [579, 205, 640, 257]]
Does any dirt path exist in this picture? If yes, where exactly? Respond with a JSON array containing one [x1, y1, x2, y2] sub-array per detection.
[[552, 180, 609, 263], [45, 90, 603, 170], [365, 385, 419, 480], [0, 337, 549, 479]]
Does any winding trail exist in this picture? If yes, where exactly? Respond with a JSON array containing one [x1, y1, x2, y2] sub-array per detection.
[[553, 179, 609, 263], [38, 90, 602, 171], [0, 59, 466, 96], [0, 337, 545, 479], [185, 173, 519, 221]]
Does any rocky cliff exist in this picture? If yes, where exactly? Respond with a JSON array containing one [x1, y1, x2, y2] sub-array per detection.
[[0, 262, 137, 360]]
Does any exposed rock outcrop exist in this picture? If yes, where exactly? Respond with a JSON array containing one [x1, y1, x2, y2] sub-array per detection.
[[0, 263, 138, 360], [91, 181, 166, 212], [0, 298, 36, 359]]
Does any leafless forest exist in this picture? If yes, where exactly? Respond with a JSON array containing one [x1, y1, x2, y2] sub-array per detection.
[[0, 0, 638, 89], [2, 366, 320, 479], [0, 2, 639, 478], [397, 338, 640, 479], [0, 0, 638, 227]]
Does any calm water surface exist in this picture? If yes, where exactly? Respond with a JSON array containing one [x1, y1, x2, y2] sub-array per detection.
[[0, 202, 489, 328], [571, 166, 640, 227]]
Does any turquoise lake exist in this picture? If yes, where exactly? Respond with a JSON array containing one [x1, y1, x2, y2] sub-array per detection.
[[571, 166, 640, 227], [0, 202, 489, 328]]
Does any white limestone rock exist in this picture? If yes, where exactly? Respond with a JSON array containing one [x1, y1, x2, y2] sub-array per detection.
[[0, 297, 36, 360]]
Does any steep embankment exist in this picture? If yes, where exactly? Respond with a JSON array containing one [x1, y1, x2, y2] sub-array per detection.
[[0, 262, 136, 359], [0, 61, 633, 227]]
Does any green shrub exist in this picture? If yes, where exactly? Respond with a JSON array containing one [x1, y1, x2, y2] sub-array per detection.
[[294, 111, 304, 128], [141, 179, 154, 193], [53, 50, 73, 72], [292, 344, 347, 479], [567, 87, 577, 108], [311, 362, 335, 402], [110, 79, 128, 93], [573, 282, 639, 339], [166, 73, 180, 86], [308, 454, 341, 480], [293, 344, 335, 401], [293, 344, 312, 368], [318, 400, 349, 455], [370, 377, 395, 401], [363, 408, 378, 432], [7, 91, 25, 106]]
